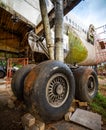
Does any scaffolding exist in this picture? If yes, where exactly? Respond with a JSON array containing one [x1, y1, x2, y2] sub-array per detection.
[[6, 58, 28, 86], [94, 24, 106, 64]]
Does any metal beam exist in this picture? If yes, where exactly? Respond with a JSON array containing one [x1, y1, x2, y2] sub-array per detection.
[[36, 0, 82, 36], [0, 45, 19, 53]]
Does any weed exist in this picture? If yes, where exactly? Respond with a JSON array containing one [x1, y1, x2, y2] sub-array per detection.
[[90, 92, 106, 119]]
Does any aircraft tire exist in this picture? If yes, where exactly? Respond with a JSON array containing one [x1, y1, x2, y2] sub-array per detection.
[[72, 67, 98, 102], [11, 64, 36, 101], [24, 60, 75, 122]]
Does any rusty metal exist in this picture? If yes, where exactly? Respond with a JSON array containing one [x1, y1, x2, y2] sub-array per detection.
[[0, 6, 34, 54], [24, 68, 37, 95], [24, 64, 42, 96], [24, 65, 43, 121], [6, 58, 28, 86]]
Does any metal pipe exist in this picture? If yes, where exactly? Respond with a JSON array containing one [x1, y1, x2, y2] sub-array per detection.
[[39, 0, 54, 60], [55, 0, 64, 62]]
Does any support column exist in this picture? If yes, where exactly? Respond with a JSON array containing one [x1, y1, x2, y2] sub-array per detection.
[[55, 0, 64, 62], [39, 0, 54, 60]]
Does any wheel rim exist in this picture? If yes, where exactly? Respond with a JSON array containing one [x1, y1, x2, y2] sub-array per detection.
[[87, 75, 96, 96], [46, 73, 69, 108]]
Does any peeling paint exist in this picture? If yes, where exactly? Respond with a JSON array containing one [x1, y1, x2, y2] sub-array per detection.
[[64, 30, 88, 64]]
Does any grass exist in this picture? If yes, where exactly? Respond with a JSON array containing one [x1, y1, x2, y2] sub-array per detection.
[[90, 92, 106, 120]]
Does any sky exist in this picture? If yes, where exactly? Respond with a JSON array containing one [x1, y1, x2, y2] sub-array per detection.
[[70, 0, 106, 28]]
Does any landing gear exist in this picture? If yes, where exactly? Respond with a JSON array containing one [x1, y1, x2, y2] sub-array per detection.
[[11, 60, 98, 122], [72, 67, 98, 102], [23, 60, 75, 122]]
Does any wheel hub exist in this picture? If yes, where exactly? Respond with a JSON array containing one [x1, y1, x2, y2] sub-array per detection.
[[88, 76, 95, 96], [89, 81, 94, 90], [56, 84, 64, 95], [46, 73, 69, 108]]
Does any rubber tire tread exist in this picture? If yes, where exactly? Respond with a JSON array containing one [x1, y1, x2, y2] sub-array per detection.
[[72, 67, 98, 102], [11, 64, 36, 100], [24, 60, 75, 122]]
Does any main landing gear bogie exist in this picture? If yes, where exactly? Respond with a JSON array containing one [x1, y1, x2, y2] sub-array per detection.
[[11, 61, 98, 122]]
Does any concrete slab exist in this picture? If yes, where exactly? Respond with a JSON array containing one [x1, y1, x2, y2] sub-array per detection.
[[70, 108, 101, 130]]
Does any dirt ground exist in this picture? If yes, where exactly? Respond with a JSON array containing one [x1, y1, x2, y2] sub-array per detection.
[[0, 105, 24, 130], [0, 77, 106, 130], [0, 80, 25, 130]]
